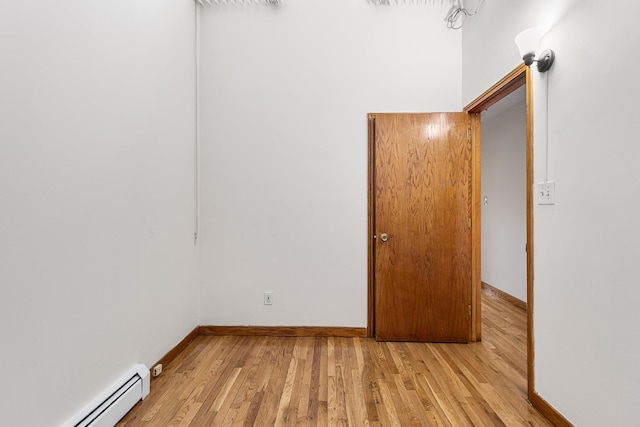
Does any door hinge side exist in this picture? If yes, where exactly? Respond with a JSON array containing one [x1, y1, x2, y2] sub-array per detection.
[[468, 304, 472, 316], [468, 217, 472, 228]]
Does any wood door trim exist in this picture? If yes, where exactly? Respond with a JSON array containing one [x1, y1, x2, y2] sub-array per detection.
[[525, 66, 535, 402], [464, 64, 537, 404], [367, 114, 376, 338], [469, 112, 482, 341], [464, 63, 527, 113]]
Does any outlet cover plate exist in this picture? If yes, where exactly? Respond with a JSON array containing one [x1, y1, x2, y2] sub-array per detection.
[[152, 364, 163, 377], [538, 181, 555, 205]]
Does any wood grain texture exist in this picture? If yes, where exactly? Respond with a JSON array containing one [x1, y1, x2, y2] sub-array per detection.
[[373, 113, 471, 342], [118, 295, 556, 426], [470, 112, 482, 342], [464, 63, 527, 114], [531, 392, 574, 427], [482, 281, 526, 311], [367, 114, 376, 338], [151, 326, 200, 382], [199, 326, 367, 338], [465, 64, 535, 402], [525, 65, 535, 402]]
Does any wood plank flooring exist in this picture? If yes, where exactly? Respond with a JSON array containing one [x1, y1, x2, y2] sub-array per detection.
[[118, 293, 551, 426]]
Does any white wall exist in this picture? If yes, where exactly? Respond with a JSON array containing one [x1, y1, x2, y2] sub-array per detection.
[[0, 1, 199, 426], [481, 96, 527, 301], [198, 0, 461, 327], [464, 0, 640, 425]]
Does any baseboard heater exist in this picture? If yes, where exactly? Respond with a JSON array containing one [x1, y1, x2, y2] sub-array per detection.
[[62, 364, 150, 427]]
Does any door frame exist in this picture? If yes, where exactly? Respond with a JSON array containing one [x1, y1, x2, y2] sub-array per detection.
[[367, 114, 377, 338], [367, 66, 575, 425], [463, 63, 533, 400], [467, 62, 572, 426], [367, 63, 533, 397]]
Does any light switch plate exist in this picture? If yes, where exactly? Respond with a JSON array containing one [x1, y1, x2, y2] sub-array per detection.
[[538, 181, 555, 205]]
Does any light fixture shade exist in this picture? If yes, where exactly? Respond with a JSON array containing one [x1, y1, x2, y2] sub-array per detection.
[[515, 27, 541, 58]]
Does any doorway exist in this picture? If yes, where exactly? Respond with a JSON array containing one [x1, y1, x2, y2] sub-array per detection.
[[479, 87, 527, 309], [366, 63, 534, 398], [464, 64, 534, 400]]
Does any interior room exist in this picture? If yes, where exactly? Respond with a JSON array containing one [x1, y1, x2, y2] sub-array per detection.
[[1, 0, 638, 426]]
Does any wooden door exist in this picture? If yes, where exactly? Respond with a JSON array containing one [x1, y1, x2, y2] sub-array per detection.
[[371, 113, 471, 342]]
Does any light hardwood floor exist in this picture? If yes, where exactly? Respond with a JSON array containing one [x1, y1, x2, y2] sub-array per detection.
[[118, 293, 552, 426]]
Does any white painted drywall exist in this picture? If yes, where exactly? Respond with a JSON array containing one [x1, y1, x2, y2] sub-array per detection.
[[464, 0, 640, 425], [481, 94, 527, 302], [198, 1, 462, 327], [0, 1, 199, 426]]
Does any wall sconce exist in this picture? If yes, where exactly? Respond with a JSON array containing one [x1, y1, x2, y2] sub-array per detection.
[[515, 28, 555, 73]]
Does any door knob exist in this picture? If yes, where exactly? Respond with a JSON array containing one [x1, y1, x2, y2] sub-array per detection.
[[379, 233, 389, 242]]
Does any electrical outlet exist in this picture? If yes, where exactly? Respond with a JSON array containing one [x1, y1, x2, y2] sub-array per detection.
[[264, 292, 273, 305], [537, 181, 555, 205], [152, 364, 163, 377]]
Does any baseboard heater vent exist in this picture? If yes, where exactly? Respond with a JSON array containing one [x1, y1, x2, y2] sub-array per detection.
[[62, 364, 150, 427]]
